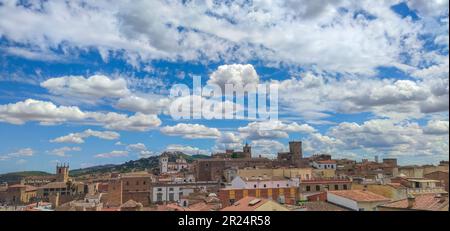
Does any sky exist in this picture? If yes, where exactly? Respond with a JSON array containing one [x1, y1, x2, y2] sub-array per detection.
[[0, 0, 448, 174]]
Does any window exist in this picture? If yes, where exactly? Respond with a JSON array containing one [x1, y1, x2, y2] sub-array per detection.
[[334, 185, 339, 190], [316, 185, 320, 191], [277, 184, 280, 188], [263, 184, 266, 188], [157, 193, 163, 202], [126, 181, 129, 186], [136, 181, 139, 185], [169, 188, 174, 191], [169, 193, 174, 201], [157, 188, 162, 192], [306, 186, 311, 192], [143, 181, 146, 185], [343, 184, 348, 190]]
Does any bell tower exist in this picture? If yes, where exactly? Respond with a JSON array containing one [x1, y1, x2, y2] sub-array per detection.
[[159, 153, 169, 174], [243, 142, 252, 158], [56, 163, 69, 183]]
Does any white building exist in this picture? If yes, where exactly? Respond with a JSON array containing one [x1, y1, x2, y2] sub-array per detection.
[[312, 160, 337, 170], [151, 181, 219, 203], [159, 154, 189, 174], [326, 190, 390, 211], [229, 176, 300, 189], [159, 154, 169, 174]]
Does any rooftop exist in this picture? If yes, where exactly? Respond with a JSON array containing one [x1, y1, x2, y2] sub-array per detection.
[[8, 184, 37, 191], [379, 194, 448, 211], [328, 190, 390, 202], [221, 196, 288, 211]]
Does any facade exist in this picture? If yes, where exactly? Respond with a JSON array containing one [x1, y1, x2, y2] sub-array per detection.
[[277, 141, 303, 166], [121, 172, 152, 206], [424, 171, 449, 192], [312, 160, 337, 170], [167, 157, 189, 172], [159, 154, 169, 174], [327, 190, 390, 211], [21, 175, 55, 187], [391, 177, 447, 195], [55, 164, 70, 183], [160, 154, 190, 174], [219, 187, 300, 206], [229, 176, 300, 189], [237, 168, 313, 181], [150, 181, 219, 203], [195, 158, 272, 181], [0, 184, 37, 204], [299, 179, 352, 200]]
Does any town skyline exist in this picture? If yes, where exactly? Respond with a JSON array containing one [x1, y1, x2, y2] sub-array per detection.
[[0, 1, 449, 175]]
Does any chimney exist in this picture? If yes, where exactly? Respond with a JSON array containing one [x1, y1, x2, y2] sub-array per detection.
[[407, 194, 415, 208]]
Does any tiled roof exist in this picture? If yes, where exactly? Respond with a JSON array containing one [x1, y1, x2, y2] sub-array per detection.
[[328, 190, 390, 202], [302, 201, 351, 211], [40, 182, 68, 189], [379, 194, 449, 211], [8, 184, 37, 191], [221, 197, 268, 211]]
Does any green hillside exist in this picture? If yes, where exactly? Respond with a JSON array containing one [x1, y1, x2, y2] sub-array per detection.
[[0, 171, 52, 183]]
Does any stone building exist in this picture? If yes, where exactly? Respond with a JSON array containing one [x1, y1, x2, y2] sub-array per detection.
[[299, 178, 352, 200], [237, 168, 313, 181], [212, 143, 252, 159], [159, 154, 190, 174], [120, 172, 153, 206], [277, 141, 304, 166], [424, 170, 449, 192], [378, 194, 449, 211], [195, 158, 272, 181], [0, 184, 37, 204]]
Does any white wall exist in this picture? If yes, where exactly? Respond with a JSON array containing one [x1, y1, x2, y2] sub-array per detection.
[[327, 193, 359, 211], [229, 176, 299, 189]]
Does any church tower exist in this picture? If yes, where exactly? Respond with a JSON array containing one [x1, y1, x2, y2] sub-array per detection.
[[56, 163, 69, 183], [243, 142, 252, 158], [159, 153, 169, 174]]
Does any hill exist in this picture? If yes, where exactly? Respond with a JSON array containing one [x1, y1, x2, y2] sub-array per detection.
[[69, 152, 210, 177], [0, 171, 52, 183]]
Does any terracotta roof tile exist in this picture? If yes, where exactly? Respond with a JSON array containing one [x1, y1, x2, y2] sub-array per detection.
[[328, 190, 390, 202], [221, 197, 268, 211], [379, 194, 448, 211]]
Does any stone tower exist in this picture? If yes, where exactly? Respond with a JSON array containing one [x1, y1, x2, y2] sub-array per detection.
[[243, 142, 252, 158], [289, 141, 302, 164], [159, 153, 169, 174], [56, 163, 69, 183]]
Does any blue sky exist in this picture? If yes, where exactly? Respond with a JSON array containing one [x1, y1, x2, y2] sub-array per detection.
[[0, 0, 448, 173]]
